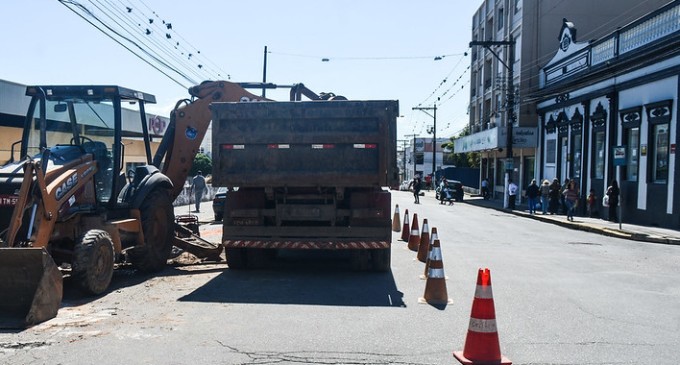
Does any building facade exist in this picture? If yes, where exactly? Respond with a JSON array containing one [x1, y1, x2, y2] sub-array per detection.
[[456, 0, 671, 200], [0, 79, 171, 169], [536, 2, 680, 228]]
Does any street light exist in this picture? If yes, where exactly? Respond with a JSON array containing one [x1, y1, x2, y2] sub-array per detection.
[[412, 104, 437, 180], [469, 36, 516, 209]]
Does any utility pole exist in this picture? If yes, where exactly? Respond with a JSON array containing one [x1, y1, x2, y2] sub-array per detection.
[[469, 35, 516, 209], [262, 46, 268, 97], [412, 104, 437, 179]]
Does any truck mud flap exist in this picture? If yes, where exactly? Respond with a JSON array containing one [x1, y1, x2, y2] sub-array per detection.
[[0, 248, 63, 328]]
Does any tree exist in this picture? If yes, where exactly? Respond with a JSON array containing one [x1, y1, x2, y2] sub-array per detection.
[[189, 153, 212, 177], [440, 126, 479, 168]]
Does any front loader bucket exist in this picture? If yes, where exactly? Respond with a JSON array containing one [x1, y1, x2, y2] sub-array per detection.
[[0, 248, 63, 328]]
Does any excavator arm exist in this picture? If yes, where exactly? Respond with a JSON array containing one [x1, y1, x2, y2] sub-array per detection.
[[153, 81, 270, 200]]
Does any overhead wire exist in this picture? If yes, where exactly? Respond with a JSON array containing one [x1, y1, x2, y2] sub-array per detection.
[[57, 0, 192, 88]]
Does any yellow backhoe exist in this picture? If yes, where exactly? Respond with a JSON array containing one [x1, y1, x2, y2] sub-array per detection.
[[0, 81, 269, 327]]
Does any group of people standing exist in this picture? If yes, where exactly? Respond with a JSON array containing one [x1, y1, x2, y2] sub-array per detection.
[[522, 177, 620, 222]]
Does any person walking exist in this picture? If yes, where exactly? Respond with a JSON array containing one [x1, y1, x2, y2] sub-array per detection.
[[481, 178, 490, 200], [540, 179, 551, 215], [525, 179, 540, 215], [191, 170, 207, 212], [548, 178, 561, 215], [587, 189, 598, 218], [439, 177, 448, 205], [606, 179, 620, 222], [508, 179, 518, 210], [563, 179, 579, 221], [409, 175, 422, 204], [560, 178, 571, 214]]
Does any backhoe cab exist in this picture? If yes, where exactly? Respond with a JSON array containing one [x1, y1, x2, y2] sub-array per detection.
[[0, 85, 175, 328]]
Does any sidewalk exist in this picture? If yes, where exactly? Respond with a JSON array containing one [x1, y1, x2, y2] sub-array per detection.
[[455, 192, 680, 245]]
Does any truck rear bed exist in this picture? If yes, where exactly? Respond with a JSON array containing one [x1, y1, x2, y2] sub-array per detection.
[[211, 100, 399, 188]]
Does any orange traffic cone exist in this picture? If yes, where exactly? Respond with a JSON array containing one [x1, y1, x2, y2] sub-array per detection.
[[420, 227, 438, 280], [407, 214, 420, 251], [416, 219, 430, 262], [392, 204, 401, 232], [453, 268, 511, 365], [400, 209, 410, 241], [418, 239, 452, 304]]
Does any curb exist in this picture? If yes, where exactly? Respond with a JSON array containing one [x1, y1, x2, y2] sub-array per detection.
[[466, 199, 679, 245]]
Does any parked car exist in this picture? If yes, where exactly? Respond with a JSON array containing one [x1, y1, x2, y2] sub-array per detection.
[[212, 187, 228, 221], [435, 180, 464, 202]]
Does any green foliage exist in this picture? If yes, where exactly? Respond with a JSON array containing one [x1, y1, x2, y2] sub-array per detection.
[[440, 126, 480, 168], [189, 153, 212, 176]]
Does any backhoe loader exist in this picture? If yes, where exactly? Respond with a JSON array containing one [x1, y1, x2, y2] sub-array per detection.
[[0, 81, 270, 328]]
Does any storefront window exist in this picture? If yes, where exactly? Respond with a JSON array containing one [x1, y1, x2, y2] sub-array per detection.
[[572, 134, 582, 179], [546, 139, 556, 163], [625, 127, 639, 181], [594, 131, 605, 179], [652, 123, 669, 183]]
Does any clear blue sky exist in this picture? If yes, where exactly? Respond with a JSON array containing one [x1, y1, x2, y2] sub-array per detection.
[[1, 0, 481, 141]]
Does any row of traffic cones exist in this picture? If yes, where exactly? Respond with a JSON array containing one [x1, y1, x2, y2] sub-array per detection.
[[392, 204, 512, 365]]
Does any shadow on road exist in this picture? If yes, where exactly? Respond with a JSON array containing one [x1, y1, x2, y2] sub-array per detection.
[[178, 250, 406, 308]]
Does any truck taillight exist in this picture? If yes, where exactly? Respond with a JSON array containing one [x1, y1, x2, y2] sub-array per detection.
[[222, 144, 245, 150], [311, 144, 335, 149], [353, 144, 377, 149], [267, 144, 290, 149]]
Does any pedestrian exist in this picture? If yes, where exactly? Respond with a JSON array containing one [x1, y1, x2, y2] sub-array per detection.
[[191, 170, 207, 212], [439, 177, 448, 205], [561, 178, 571, 214], [587, 189, 598, 218], [563, 179, 579, 221], [540, 179, 551, 215], [606, 179, 620, 222], [508, 179, 518, 210], [525, 179, 540, 214], [409, 175, 422, 204], [548, 178, 561, 215], [481, 178, 490, 200]]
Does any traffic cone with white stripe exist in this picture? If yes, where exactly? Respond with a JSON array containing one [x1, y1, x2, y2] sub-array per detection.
[[407, 214, 420, 251], [420, 227, 438, 279], [418, 239, 452, 305], [417, 219, 430, 262], [400, 209, 410, 241], [453, 268, 511, 365], [392, 204, 401, 232]]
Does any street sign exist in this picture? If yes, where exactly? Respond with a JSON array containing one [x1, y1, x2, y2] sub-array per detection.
[[613, 146, 626, 166], [504, 159, 514, 171]]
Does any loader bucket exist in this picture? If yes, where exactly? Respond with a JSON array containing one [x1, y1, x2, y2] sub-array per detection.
[[0, 248, 63, 328]]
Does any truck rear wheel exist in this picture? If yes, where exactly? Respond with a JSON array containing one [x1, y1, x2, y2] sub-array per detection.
[[371, 248, 391, 272], [72, 229, 115, 295], [129, 189, 174, 272], [226, 248, 247, 269]]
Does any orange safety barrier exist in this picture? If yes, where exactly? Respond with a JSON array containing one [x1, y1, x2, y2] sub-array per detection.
[[392, 204, 401, 232], [416, 219, 430, 262], [420, 227, 438, 280], [418, 239, 452, 305], [400, 209, 410, 242], [453, 268, 511, 365], [407, 214, 420, 251]]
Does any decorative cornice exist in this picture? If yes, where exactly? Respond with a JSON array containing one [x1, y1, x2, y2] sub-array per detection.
[[645, 99, 673, 124], [619, 106, 642, 128], [591, 102, 607, 129]]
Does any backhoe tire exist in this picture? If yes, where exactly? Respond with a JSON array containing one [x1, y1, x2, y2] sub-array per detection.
[[72, 229, 115, 295], [129, 189, 174, 273]]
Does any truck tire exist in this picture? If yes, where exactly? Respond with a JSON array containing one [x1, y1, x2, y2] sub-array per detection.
[[226, 248, 247, 269], [72, 229, 115, 295], [129, 189, 174, 272], [350, 250, 371, 271], [371, 248, 391, 272]]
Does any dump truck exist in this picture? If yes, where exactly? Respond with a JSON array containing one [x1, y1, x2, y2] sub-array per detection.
[[211, 100, 399, 271]]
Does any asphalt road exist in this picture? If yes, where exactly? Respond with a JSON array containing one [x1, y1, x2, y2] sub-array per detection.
[[1, 190, 678, 365]]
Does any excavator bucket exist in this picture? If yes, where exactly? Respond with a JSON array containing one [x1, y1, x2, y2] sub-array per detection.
[[0, 248, 63, 328]]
